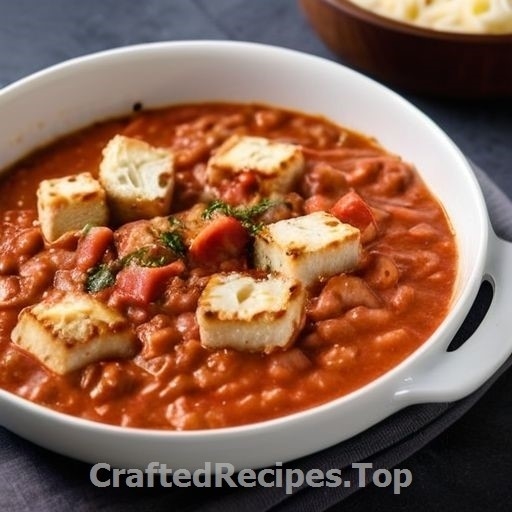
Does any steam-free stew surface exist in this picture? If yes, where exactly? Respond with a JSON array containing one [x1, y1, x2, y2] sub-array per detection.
[[0, 103, 456, 429]]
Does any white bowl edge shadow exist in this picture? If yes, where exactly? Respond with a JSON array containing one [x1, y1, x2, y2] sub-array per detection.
[[0, 40, 511, 471]]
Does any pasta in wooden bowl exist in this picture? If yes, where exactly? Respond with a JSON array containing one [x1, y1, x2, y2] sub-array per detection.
[[348, 0, 512, 34], [299, 0, 512, 97]]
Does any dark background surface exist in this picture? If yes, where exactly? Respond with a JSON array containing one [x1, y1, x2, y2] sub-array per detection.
[[0, 1, 511, 510]]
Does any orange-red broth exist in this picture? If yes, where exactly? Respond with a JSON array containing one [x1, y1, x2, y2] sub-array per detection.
[[0, 103, 456, 430]]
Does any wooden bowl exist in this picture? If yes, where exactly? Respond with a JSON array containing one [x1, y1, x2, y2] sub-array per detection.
[[299, 0, 512, 97]]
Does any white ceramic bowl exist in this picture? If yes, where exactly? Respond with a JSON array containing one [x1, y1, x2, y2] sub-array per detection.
[[1, 41, 511, 471]]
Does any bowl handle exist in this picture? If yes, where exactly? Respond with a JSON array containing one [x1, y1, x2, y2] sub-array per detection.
[[394, 230, 512, 404]]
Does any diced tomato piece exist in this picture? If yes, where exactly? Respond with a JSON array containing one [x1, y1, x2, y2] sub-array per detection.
[[304, 194, 334, 214], [189, 216, 249, 266], [115, 260, 185, 305], [330, 191, 376, 231], [76, 227, 114, 271]]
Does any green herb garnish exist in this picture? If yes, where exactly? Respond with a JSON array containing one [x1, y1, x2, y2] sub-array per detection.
[[202, 198, 279, 234], [167, 216, 184, 229], [160, 230, 187, 258], [85, 263, 116, 293], [121, 247, 170, 268], [81, 223, 95, 236]]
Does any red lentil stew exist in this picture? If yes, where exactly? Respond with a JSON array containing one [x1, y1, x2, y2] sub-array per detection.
[[0, 102, 457, 430]]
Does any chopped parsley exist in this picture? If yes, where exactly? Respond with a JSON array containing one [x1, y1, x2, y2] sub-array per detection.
[[202, 198, 279, 234], [160, 230, 187, 258], [85, 264, 117, 293], [167, 216, 184, 229], [80, 223, 95, 236], [120, 247, 170, 268]]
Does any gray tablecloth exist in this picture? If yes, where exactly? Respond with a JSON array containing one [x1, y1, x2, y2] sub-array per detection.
[[1, 1, 512, 511]]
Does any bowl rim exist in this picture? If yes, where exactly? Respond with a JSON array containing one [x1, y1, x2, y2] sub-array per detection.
[[319, 0, 512, 41]]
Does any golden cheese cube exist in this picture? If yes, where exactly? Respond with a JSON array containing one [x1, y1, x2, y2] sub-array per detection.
[[254, 211, 361, 287], [197, 272, 306, 353], [11, 291, 138, 375], [37, 172, 108, 242], [206, 135, 305, 195], [99, 135, 175, 223]]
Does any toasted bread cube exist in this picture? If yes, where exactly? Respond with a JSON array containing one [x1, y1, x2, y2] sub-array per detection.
[[37, 172, 108, 242], [254, 211, 361, 287], [197, 272, 306, 353], [206, 135, 304, 195], [11, 291, 137, 375], [99, 135, 175, 223]]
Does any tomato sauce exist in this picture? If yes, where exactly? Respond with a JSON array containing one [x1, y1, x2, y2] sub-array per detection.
[[0, 103, 457, 429]]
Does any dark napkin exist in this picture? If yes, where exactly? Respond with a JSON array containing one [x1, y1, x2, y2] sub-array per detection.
[[1, 162, 511, 512]]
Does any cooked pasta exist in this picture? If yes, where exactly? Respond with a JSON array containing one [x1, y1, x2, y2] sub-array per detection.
[[349, 0, 512, 33]]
